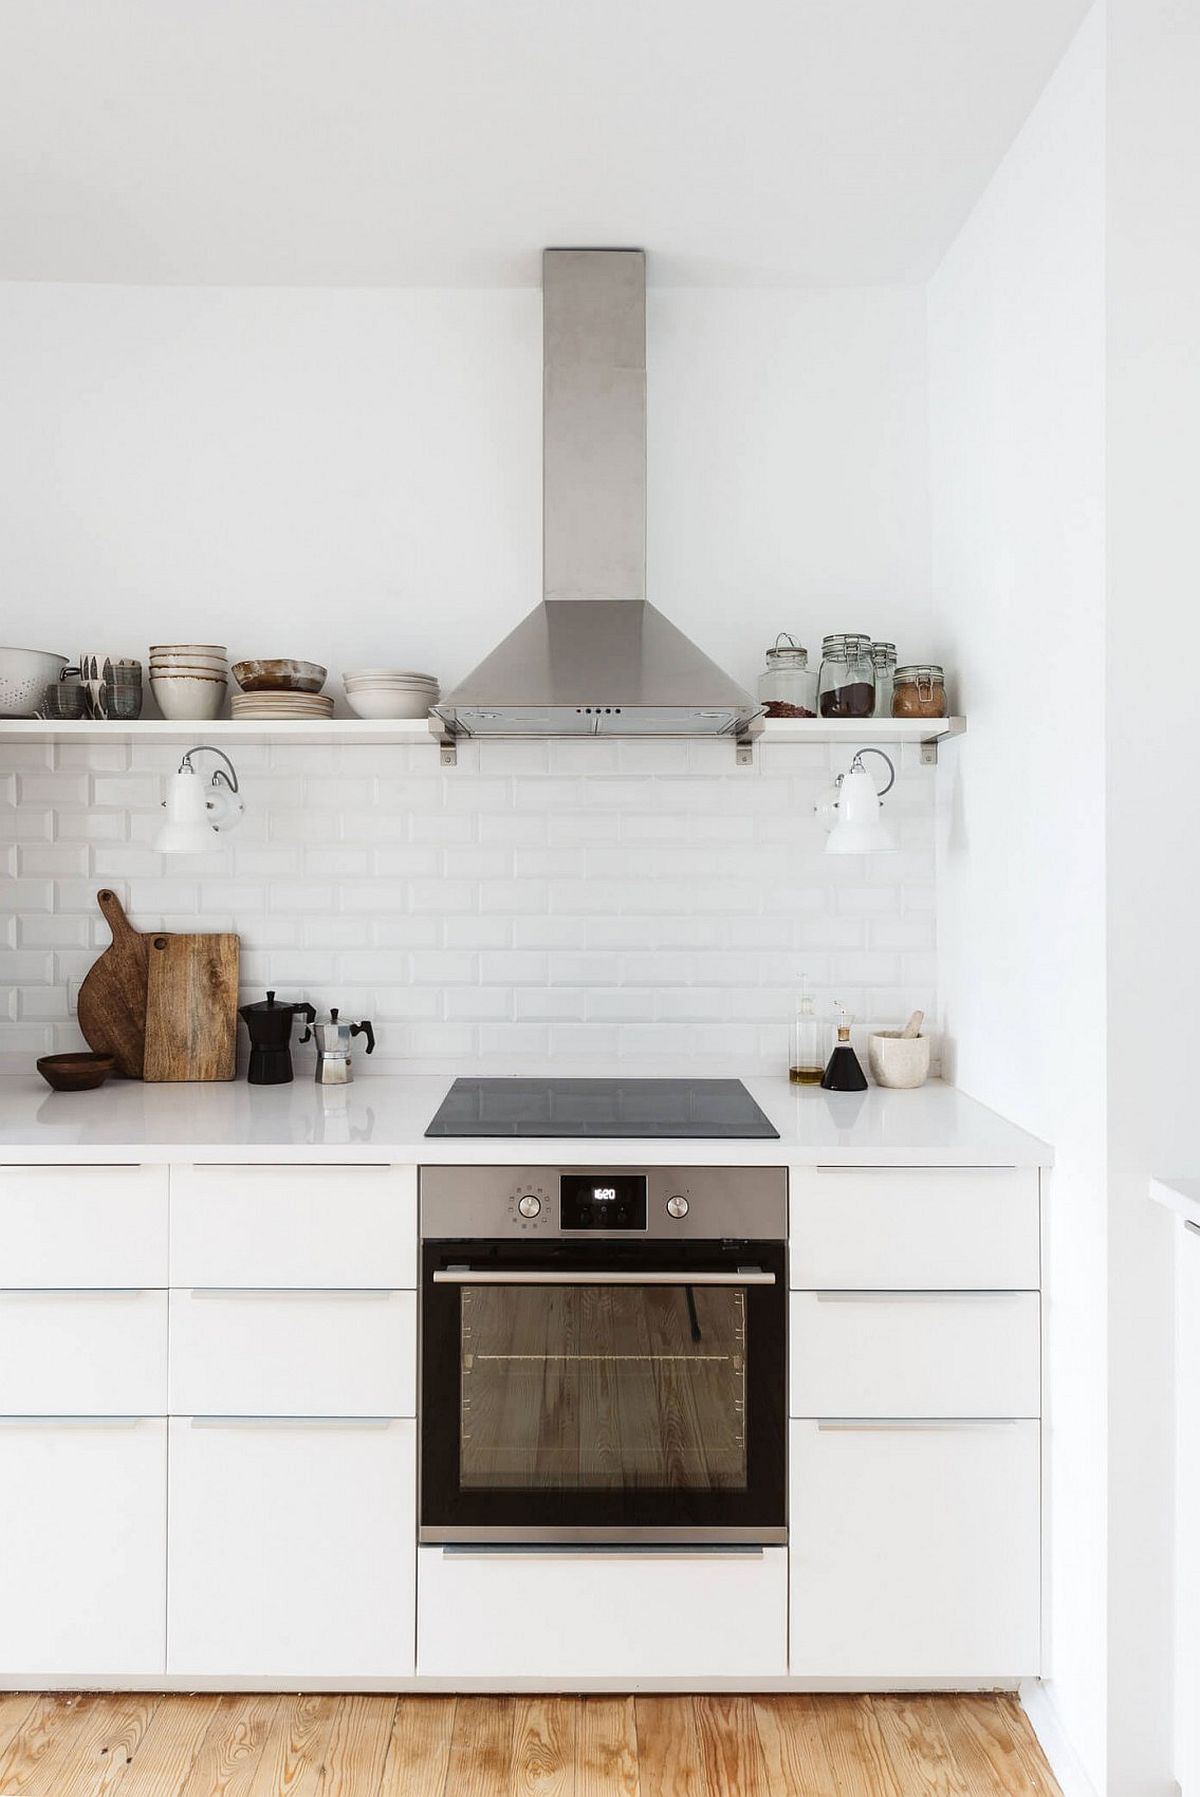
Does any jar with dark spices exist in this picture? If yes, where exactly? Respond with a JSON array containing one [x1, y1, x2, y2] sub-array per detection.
[[818, 634, 875, 718], [870, 642, 896, 718], [758, 633, 818, 719], [892, 663, 948, 719]]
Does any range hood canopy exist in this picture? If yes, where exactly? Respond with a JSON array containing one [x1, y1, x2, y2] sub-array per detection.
[[434, 249, 760, 742]]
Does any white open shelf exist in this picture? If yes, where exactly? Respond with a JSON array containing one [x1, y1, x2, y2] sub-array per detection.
[[0, 715, 965, 750]]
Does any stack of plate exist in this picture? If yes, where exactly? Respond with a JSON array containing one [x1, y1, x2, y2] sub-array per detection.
[[342, 669, 440, 720], [231, 691, 335, 720]]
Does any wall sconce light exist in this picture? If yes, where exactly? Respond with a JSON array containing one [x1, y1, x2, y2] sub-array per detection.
[[815, 748, 897, 855], [153, 746, 243, 855]]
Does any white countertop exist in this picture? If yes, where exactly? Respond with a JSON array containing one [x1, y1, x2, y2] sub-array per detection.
[[1149, 1176, 1200, 1223], [0, 1074, 1050, 1166]]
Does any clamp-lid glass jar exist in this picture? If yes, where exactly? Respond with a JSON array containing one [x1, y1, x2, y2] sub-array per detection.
[[758, 634, 817, 719], [870, 642, 897, 718], [892, 663, 947, 718], [818, 634, 875, 719]]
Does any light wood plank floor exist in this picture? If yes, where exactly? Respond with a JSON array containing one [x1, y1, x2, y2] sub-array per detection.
[[0, 1692, 1063, 1796]]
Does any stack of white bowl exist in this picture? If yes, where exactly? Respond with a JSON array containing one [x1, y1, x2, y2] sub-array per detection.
[[342, 669, 439, 720], [149, 644, 228, 721]]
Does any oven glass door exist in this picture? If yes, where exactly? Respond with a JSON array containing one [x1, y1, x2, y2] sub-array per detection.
[[420, 1238, 786, 1541]]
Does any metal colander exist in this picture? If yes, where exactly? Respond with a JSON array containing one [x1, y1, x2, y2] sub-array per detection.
[[0, 648, 69, 716]]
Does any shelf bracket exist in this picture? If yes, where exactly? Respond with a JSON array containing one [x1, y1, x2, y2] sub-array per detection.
[[440, 737, 458, 768], [919, 718, 966, 766], [735, 737, 755, 768]]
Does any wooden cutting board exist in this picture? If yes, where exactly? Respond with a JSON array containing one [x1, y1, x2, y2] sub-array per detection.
[[143, 932, 240, 1082], [76, 889, 151, 1078]]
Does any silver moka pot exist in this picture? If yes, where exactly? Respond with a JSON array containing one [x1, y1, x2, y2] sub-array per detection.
[[311, 1008, 375, 1085]]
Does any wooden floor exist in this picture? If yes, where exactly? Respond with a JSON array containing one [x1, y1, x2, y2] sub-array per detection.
[[0, 1691, 1062, 1795]]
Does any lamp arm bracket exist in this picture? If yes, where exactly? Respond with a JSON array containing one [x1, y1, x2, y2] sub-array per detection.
[[178, 745, 240, 794]]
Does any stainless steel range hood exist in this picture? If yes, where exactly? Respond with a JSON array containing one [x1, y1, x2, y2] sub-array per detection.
[[433, 249, 760, 744]]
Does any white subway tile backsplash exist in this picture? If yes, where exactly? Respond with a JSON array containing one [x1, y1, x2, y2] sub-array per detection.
[[515, 988, 587, 1022], [479, 950, 548, 985], [18, 843, 89, 877], [367, 847, 441, 883], [2, 740, 937, 1070], [512, 916, 586, 949], [19, 773, 87, 806]]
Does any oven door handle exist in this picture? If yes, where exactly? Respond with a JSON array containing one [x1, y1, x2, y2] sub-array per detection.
[[431, 1268, 775, 1286]]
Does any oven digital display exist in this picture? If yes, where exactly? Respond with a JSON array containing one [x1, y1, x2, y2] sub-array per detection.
[[560, 1173, 647, 1231]]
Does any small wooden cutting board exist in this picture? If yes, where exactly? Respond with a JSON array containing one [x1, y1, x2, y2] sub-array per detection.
[[76, 890, 151, 1078], [143, 932, 240, 1082]]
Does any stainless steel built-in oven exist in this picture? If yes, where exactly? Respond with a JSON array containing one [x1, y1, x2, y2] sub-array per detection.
[[419, 1165, 787, 1544]]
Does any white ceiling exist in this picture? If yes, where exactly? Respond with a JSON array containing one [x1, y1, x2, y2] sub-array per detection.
[[0, 0, 1092, 287]]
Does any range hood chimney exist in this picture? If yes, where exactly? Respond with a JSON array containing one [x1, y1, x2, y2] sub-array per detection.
[[433, 249, 761, 745]]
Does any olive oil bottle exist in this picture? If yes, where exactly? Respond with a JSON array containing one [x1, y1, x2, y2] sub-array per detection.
[[789, 977, 823, 1085]]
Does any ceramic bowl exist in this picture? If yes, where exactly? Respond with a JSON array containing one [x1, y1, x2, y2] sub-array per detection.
[[150, 652, 228, 670], [345, 687, 436, 720], [37, 1052, 116, 1092], [867, 1031, 932, 1089], [150, 673, 227, 720], [232, 659, 327, 694], [149, 644, 227, 655]]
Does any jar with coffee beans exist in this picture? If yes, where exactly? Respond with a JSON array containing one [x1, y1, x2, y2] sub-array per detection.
[[818, 634, 875, 718], [758, 634, 818, 719], [892, 663, 948, 718]]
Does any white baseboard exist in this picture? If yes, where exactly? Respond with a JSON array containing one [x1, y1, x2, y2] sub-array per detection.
[[1020, 1680, 1101, 1797]]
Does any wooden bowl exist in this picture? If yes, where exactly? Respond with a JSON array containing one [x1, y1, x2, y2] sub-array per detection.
[[36, 1052, 116, 1092], [232, 659, 327, 694]]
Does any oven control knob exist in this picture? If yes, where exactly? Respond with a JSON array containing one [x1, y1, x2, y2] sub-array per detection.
[[517, 1195, 542, 1219], [666, 1195, 690, 1219]]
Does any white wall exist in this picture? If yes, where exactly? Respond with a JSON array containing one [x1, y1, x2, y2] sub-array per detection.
[[0, 283, 937, 695], [1106, 3, 1200, 1792], [0, 279, 940, 1073], [928, 9, 1107, 1790]]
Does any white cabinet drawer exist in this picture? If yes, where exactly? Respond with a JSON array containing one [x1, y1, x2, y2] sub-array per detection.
[[789, 1290, 1040, 1418], [168, 1416, 415, 1678], [789, 1166, 1040, 1289], [789, 1417, 1040, 1677], [418, 1544, 788, 1680], [169, 1164, 417, 1288], [0, 1164, 167, 1287], [0, 1289, 167, 1414], [169, 1288, 415, 1417], [0, 1417, 166, 1676]]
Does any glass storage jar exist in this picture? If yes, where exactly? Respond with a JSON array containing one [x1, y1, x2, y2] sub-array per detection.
[[892, 663, 948, 718], [870, 642, 896, 718], [758, 634, 818, 719], [818, 634, 875, 719]]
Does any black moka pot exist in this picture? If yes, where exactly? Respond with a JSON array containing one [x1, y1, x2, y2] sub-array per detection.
[[238, 991, 317, 1085]]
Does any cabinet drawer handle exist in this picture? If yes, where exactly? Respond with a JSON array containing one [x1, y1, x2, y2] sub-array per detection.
[[0, 1288, 152, 1298], [185, 1288, 396, 1300], [0, 1415, 148, 1427], [815, 1418, 1022, 1432], [183, 1162, 391, 1171], [433, 1269, 774, 1286], [440, 1545, 765, 1560], [813, 1165, 1017, 1174], [811, 1290, 1026, 1303], [1185, 1220, 1200, 1238], [187, 1415, 395, 1429]]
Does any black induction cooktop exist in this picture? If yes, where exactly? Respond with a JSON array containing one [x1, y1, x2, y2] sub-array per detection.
[[424, 1077, 780, 1140]]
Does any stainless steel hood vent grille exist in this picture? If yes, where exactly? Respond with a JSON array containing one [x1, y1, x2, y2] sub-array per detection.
[[433, 250, 760, 744]]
